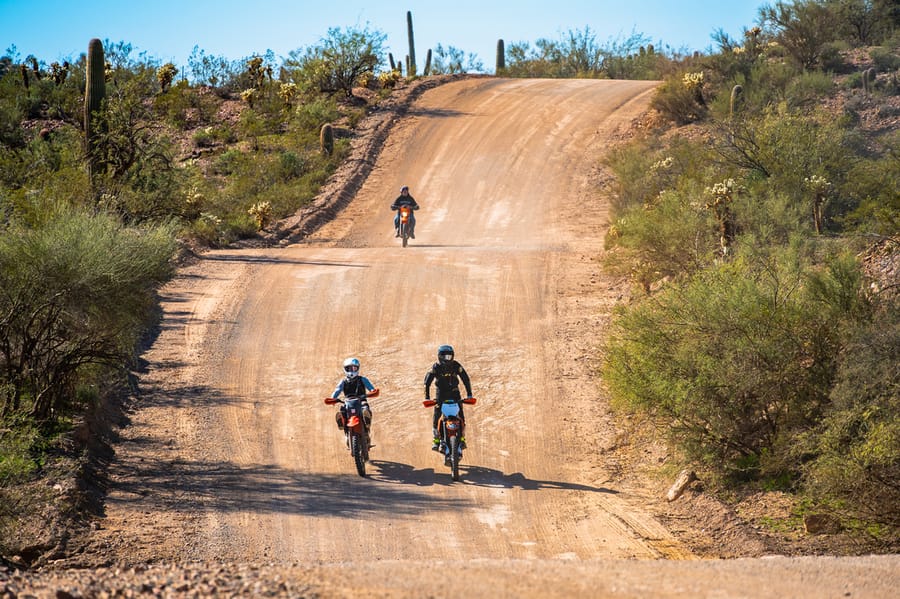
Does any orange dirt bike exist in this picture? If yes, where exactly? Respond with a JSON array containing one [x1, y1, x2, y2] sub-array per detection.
[[396, 205, 413, 247], [325, 388, 379, 477], [423, 397, 477, 481]]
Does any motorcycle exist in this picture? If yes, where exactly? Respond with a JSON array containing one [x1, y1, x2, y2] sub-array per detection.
[[423, 397, 477, 481], [325, 388, 379, 477], [396, 205, 413, 247]]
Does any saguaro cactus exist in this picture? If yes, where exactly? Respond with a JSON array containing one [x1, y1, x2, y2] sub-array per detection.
[[863, 68, 876, 95], [84, 38, 107, 185], [424, 48, 432, 76], [320, 123, 334, 156], [388, 53, 396, 71], [496, 39, 505, 73], [730, 85, 743, 117], [406, 11, 417, 77]]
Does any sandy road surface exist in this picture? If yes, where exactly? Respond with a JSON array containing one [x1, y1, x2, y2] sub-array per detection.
[[50, 78, 898, 597]]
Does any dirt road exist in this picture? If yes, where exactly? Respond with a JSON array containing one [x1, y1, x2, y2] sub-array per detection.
[[63, 78, 898, 597]]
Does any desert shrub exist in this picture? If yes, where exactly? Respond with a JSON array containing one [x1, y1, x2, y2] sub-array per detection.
[[292, 95, 340, 131], [283, 26, 385, 97], [605, 134, 721, 215], [193, 127, 215, 147], [278, 150, 305, 181], [714, 105, 859, 232], [605, 186, 717, 290], [819, 41, 851, 74], [212, 148, 246, 176], [802, 293, 899, 532], [650, 74, 707, 124], [0, 204, 176, 422], [759, 0, 839, 70], [603, 248, 854, 482], [187, 45, 243, 90], [785, 70, 835, 108], [840, 132, 900, 235], [0, 101, 24, 148], [871, 47, 900, 73]]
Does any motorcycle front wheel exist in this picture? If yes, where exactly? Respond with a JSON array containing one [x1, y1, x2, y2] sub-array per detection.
[[449, 436, 460, 481], [350, 433, 366, 477], [399, 222, 409, 247]]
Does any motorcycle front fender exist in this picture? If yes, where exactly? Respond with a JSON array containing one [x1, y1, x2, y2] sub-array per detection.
[[346, 415, 363, 432]]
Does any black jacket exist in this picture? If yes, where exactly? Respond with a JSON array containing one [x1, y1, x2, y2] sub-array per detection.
[[390, 193, 419, 211], [424, 360, 472, 401]]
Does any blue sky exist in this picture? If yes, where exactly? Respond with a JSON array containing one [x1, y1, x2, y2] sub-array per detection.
[[2, 0, 765, 73]]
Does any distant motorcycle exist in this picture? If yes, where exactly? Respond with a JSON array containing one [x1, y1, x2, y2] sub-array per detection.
[[423, 397, 477, 481], [396, 205, 413, 247], [325, 388, 379, 477]]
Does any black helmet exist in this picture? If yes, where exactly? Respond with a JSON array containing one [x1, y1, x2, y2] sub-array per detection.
[[437, 344, 454, 364]]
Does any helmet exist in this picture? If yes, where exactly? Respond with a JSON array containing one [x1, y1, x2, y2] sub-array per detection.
[[437, 345, 454, 364], [342, 357, 360, 379], [400, 185, 409, 193]]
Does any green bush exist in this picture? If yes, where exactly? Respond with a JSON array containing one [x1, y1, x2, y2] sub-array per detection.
[[0, 204, 177, 421], [871, 47, 900, 73], [651, 75, 707, 125], [606, 186, 716, 289], [603, 249, 851, 482], [803, 293, 899, 531]]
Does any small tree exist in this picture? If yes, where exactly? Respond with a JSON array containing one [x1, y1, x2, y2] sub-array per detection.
[[284, 26, 385, 96], [759, 0, 839, 69]]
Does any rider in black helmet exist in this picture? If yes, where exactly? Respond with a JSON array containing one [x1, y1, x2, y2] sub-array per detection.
[[424, 344, 473, 450], [390, 185, 419, 238]]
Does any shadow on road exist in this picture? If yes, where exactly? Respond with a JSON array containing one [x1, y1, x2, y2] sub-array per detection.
[[106, 456, 472, 519], [202, 254, 370, 268], [369, 460, 617, 494]]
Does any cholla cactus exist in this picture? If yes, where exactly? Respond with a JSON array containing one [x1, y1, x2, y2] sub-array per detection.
[[704, 179, 740, 256], [157, 62, 178, 93], [247, 57, 268, 88], [682, 71, 704, 90], [278, 82, 298, 108], [378, 70, 401, 89], [248, 201, 273, 230], [683, 71, 706, 107], [240, 88, 256, 108], [804, 175, 831, 234], [651, 156, 674, 172]]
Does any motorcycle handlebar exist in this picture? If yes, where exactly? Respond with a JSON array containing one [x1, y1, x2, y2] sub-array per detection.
[[325, 390, 379, 405], [422, 397, 477, 407]]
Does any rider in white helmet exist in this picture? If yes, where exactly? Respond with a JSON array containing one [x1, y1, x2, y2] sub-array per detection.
[[332, 357, 378, 437]]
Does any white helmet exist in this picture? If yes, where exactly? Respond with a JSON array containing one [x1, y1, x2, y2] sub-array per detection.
[[342, 357, 360, 379]]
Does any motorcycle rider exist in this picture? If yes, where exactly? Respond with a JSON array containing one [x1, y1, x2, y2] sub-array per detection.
[[332, 357, 378, 445], [390, 185, 419, 239], [424, 344, 473, 451]]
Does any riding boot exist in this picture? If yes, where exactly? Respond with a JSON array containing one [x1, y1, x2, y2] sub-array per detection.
[[432, 428, 440, 451]]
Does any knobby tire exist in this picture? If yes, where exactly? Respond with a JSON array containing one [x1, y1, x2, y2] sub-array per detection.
[[449, 436, 460, 481], [351, 433, 366, 477]]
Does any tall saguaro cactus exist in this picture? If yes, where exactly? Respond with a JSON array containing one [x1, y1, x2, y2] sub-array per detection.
[[729, 85, 743, 117], [84, 38, 106, 186], [406, 11, 417, 77], [496, 39, 506, 73]]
